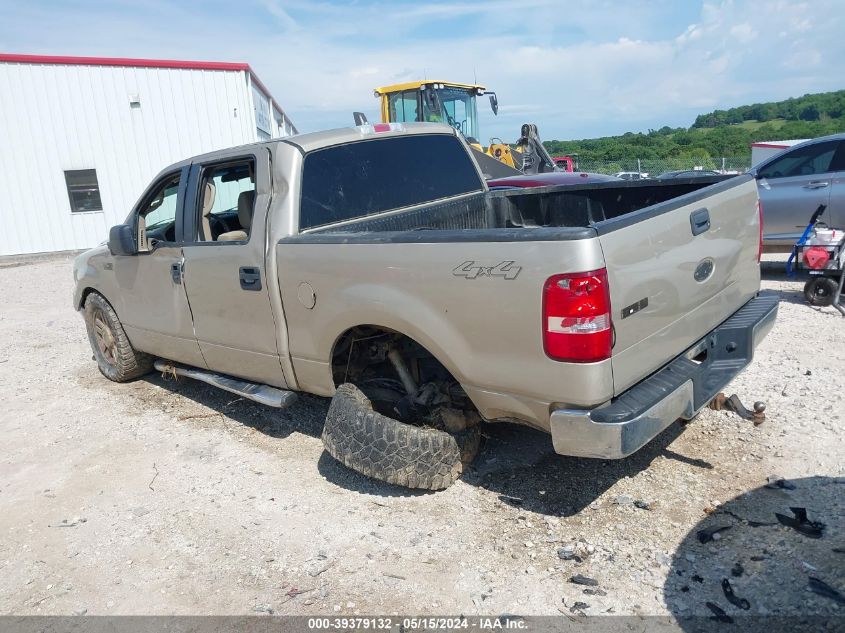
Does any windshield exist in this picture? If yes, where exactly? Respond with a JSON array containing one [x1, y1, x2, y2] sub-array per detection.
[[421, 86, 480, 142]]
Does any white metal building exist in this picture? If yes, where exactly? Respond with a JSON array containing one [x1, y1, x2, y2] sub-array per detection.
[[750, 139, 808, 167], [0, 53, 297, 256]]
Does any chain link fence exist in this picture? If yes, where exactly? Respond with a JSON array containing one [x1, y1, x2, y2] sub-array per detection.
[[573, 157, 752, 177]]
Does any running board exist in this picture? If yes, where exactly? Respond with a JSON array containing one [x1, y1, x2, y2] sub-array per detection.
[[153, 360, 297, 408]]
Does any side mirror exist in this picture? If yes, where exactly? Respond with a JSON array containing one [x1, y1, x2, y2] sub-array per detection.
[[353, 111, 369, 126], [488, 93, 499, 116], [108, 224, 137, 256]]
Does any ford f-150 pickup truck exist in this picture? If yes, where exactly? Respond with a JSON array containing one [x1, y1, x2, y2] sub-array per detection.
[[74, 122, 777, 490]]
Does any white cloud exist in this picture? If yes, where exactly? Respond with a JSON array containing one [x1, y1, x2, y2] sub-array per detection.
[[729, 23, 757, 43], [349, 67, 381, 79], [260, 0, 300, 32], [783, 49, 822, 70], [262, 0, 844, 138], [2, 0, 843, 139]]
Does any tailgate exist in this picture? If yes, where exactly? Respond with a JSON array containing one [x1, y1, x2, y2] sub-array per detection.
[[596, 176, 761, 395]]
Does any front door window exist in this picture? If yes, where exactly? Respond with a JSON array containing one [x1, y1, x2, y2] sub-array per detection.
[[758, 141, 839, 179], [138, 173, 181, 250]]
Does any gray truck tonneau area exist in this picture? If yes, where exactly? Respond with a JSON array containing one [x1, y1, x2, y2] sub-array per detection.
[[283, 173, 747, 239]]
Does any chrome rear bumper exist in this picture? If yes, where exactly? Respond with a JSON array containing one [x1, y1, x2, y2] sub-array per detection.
[[549, 294, 778, 459]]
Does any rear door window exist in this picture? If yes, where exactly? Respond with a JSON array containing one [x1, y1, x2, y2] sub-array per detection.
[[300, 134, 483, 229], [194, 160, 256, 243]]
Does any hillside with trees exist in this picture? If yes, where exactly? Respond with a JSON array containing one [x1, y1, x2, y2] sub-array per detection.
[[544, 90, 845, 164]]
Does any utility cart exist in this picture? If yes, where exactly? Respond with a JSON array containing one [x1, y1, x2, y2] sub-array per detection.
[[788, 205, 845, 315]]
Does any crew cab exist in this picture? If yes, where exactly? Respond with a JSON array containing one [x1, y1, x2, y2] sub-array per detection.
[[74, 122, 776, 469]]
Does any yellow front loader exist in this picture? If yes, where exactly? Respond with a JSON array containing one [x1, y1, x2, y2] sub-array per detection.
[[371, 80, 558, 177]]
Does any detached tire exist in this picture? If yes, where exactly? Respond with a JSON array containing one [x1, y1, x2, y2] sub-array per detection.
[[804, 277, 838, 307], [83, 292, 153, 382], [322, 383, 478, 490]]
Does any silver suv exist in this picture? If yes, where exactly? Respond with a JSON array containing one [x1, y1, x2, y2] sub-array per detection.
[[753, 133, 845, 246]]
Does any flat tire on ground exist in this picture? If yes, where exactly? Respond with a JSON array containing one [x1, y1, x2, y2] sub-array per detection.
[[83, 292, 153, 382], [322, 383, 479, 490]]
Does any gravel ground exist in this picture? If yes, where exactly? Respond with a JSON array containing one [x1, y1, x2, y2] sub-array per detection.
[[0, 255, 842, 620]]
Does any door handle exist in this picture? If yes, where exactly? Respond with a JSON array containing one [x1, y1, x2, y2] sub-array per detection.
[[170, 262, 182, 284], [239, 266, 262, 291], [804, 181, 830, 189], [689, 208, 710, 236]]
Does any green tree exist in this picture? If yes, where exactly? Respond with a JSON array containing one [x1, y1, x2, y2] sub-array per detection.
[[543, 89, 845, 166], [799, 104, 820, 121]]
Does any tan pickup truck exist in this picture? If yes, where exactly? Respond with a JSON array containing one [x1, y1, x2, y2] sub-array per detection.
[[74, 123, 777, 489]]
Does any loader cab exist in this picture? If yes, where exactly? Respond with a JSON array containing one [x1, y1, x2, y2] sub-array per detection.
[[375, 81, 492, 146]]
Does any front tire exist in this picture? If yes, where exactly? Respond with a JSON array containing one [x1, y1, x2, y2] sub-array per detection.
[[804, 277, 838, 307], [83, 292, 153, 382]]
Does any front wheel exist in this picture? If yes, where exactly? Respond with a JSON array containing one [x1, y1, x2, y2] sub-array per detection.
[[804, 277, 838, 307], [83, 292, 153, 382]]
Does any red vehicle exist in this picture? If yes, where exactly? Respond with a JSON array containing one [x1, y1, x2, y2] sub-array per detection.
[[552, 156, 577, 172]]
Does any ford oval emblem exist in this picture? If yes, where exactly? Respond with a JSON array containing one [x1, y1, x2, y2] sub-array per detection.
[[694, 258, 715, 282]]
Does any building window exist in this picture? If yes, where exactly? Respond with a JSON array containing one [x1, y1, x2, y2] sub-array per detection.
[[65, 169, 103, 213]]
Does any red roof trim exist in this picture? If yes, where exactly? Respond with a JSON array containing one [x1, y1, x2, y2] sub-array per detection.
[[751, 142, 791, 149], [0, 52, 250, 72], [0, 52, 298, 134]]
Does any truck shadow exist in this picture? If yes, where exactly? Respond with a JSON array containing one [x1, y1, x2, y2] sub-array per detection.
[[759, 287, 808, 307], [142, 373, 433, 498], [142, 373, 329, 440], [760, 260, 792, 278], [759, 261, 813, 306], [315, 418, 709, 510], [460, 420, 706, 516], [145, 371, 712, 509], [664, 475, 844, 628], [759, 281, 840, 311], [315, 452, 433, 498]]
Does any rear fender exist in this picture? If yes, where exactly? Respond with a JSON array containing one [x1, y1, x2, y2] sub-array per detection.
[[322, 282, 473, 389]]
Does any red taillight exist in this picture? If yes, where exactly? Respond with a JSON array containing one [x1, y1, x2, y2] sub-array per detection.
[[543, 268, 612, 363], [757, 200, 763, 263], [373, 123, 391, 133]]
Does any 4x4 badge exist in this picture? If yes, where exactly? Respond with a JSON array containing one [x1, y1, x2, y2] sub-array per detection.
[[453, 260, 522, 280]]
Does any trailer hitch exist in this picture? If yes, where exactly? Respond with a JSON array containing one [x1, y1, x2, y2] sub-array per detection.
[[708, 392, 766, 425]]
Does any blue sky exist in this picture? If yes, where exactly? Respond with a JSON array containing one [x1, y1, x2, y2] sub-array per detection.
[[2, 0, 843, 140]]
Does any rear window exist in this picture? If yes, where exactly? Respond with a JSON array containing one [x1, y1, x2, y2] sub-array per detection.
[[300, 134, 483, 229]]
